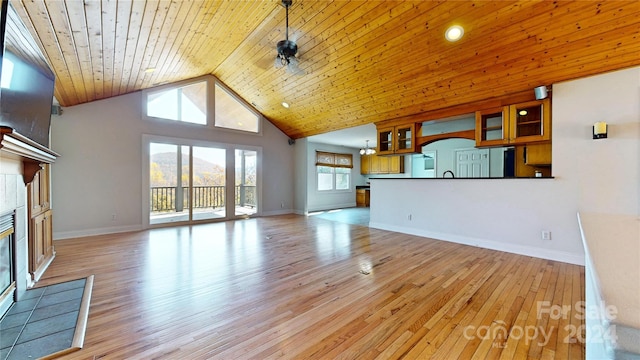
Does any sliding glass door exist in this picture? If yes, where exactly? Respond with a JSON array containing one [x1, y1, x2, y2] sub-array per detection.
[[149, 143, 190, 225], [147, 138, 260, 226], [192, 146, 227, 221], [235, 149, 257, 217]]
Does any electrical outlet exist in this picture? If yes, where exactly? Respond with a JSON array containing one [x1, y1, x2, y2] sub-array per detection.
[[111, 213, 117, 221], [541, 230, 551, 240], [408, 214, 412, 221], [281, 202, 285, 208]]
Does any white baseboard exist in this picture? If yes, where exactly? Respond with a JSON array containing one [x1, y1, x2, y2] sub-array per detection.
[[53, 224, 143, 240], [261, 209, 294, 216], [369, 222, 585, 266]]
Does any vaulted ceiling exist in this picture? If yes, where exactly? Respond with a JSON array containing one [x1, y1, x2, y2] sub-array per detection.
[[9, 0, 640, 139]]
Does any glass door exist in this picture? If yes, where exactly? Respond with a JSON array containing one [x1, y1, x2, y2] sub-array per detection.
[[149, 143, 190, 225], [146, 137, 261, 227], [235, 149, 258, 217], [149, 142, 226, 225], [192, 146, 226, 221]]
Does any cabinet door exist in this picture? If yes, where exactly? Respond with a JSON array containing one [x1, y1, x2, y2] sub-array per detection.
[[377, 127, 395, 155], [27, 165, 50, 216], [28, 170, 43, 215], [360, 155, 370, 174], [29, 210, 54, 280], [394, 124, 415, 154], [389, 156, 404, 174], [370, 154, 381, 174], [378, 156, 390, 173], [39, 164, 50, 210], [475, 107, 509, 147], [509, 99, 551, 143], [30, 212, 46, 272], [525, 143, 552, 165], [356, 190, 365, 206]]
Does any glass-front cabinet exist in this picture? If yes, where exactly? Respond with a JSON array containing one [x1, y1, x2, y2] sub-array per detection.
[[377, 126, 394, 154], [377, 123, 415, 155], [475, 98, 550, 146], [475, 107, 508, 147], [509, 99, 551, 143]]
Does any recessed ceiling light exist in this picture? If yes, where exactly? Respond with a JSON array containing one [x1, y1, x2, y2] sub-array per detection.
[[144, 67, 156, 73], [445, 25, 464, 42], [282, 102, 290, 108], [519, 110, 528, 116]]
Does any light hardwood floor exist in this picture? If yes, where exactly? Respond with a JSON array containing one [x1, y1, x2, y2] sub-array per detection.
[[39, 214, 585, 359]]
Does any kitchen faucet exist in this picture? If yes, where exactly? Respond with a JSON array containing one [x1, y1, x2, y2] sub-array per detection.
[[442, 170, 455, 178]]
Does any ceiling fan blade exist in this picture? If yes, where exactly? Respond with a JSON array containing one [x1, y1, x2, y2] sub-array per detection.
[[274, 56, 285, 69], [286, 56, 304, 75]]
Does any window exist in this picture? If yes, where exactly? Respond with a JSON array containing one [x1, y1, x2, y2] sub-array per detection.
[[145, 80, 207, 125], [1, 58, 14, 89], [316, 151, 352, 191], [143, 76, 262, 134], [214, 83, 260, 133]]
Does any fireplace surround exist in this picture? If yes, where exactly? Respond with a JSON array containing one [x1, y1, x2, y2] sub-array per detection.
[[1, 127, 58, 317], [0, 211, 15, 316]]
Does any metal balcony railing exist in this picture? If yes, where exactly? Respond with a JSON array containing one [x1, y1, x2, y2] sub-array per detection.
[[151, 185, 256, 212]]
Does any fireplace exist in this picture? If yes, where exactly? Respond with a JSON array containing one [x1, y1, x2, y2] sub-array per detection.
[[1, 128, 58, 319], [0, 211, 15, 316]]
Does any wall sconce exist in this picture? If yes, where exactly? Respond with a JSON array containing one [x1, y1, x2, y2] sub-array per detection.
[[593, 121, 608, 139], [534, 85, 550, 100]]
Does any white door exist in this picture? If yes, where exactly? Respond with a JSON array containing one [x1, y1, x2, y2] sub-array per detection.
[[455, 148, 489, 178]]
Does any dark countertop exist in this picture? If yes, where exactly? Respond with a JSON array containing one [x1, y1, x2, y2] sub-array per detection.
[[356, 185, 371, 189], [368, 177, 554, 180]]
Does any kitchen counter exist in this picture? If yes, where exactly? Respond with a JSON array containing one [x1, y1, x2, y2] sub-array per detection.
[[369, 177, 554, 180]]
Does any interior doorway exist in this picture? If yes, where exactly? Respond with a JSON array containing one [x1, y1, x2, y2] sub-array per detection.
[[455, 148, 489, 178]]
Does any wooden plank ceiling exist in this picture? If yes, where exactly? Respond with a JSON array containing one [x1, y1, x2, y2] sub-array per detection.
[[10, 0, 640, 139]]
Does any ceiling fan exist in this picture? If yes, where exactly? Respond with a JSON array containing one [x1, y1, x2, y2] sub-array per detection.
[[274, 0, 304, 75]]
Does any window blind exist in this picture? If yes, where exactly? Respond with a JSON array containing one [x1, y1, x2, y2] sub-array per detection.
[[315, 151, 353, 169]]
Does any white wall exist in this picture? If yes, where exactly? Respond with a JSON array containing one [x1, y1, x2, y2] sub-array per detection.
[[553, 67, 640, 215], [293, 138, 308, 215], [370, 66, 640, 265], [50, 90, 294, 239]]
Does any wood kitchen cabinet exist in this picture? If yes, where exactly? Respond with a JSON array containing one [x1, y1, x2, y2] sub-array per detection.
[[476, 98, 551, 147], [27, 164, 55, 282], [361, 154, 404, 174], [377, 123, 415, 155], [356, 189, 370, 207], [475, 107, 509, 147], [515, 144, 552, 177], [524, 142, 552, 165]]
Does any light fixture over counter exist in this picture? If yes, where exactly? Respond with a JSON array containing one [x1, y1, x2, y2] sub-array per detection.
[[360, 140, 376, 155]]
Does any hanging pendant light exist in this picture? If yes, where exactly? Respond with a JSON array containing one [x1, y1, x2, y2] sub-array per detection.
[[359, 140, 376, 155]]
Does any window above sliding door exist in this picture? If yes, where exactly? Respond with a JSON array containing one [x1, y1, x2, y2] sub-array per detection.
[[142, 75, 262, 135]]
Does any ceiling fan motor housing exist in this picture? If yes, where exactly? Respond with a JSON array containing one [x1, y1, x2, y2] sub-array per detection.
[[277, 39, 298, 58]]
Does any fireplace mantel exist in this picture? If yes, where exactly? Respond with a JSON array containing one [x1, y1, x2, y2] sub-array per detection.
[[0, 126, 59, 183]]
